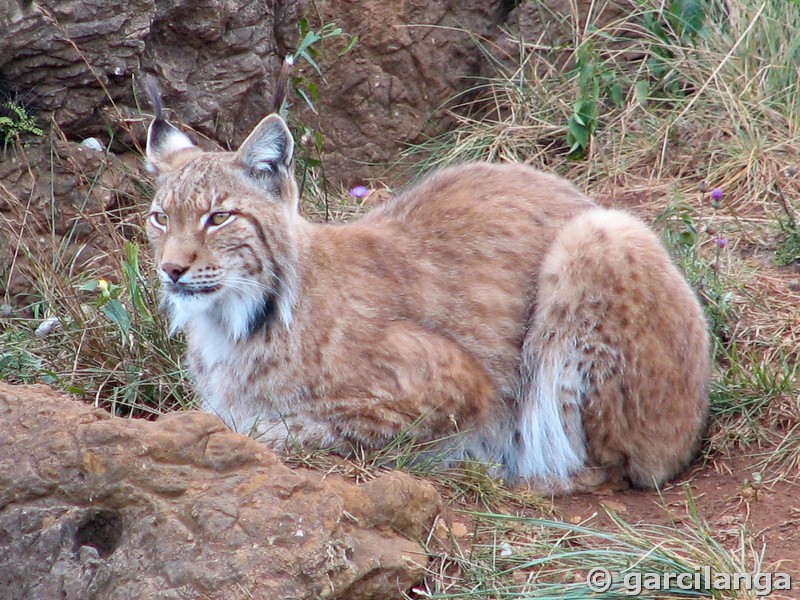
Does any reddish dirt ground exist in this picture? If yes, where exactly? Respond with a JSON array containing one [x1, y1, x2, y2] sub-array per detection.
[[545, 448, 800, 598]]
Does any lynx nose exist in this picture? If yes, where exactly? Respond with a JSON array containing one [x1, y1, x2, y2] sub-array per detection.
[[161, 263, 189, 283]]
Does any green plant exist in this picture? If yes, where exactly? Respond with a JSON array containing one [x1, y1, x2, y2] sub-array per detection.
[[405, 0, 800, 195], [0, 326, 45, 383], [711, 343, 797, 423], [0, 238, 189, 416], [292, 19, 358, 116], [286, 18, 358, 218], [774, 218, 800, 266], [640, 0, 709, 96], [565, 43, 601, 160], [654, 198, 736, 355], [562, 0, 709, 160], [650, 196, 800, 454], [774, 185, 800, 266], [0, 100, 43, 148]]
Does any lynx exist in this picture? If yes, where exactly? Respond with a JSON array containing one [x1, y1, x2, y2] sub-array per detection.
[[145, 102, 710, 492]]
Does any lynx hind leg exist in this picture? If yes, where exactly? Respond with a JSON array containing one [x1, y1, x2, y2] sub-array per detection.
[[516, 208, 710, 492]]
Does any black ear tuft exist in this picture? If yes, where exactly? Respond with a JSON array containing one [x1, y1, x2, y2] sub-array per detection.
[[236, 114, 294, 179], [142, 74, 196, 174], [143, 75, 165, 121], [271, 55, 295, 116]]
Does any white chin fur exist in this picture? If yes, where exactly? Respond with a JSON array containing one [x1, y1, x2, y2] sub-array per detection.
[[164, 280, 292, 341]]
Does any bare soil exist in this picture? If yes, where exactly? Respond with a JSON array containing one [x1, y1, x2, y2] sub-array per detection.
[[433, 445, 800, 599], [549, 447, 800, 589]]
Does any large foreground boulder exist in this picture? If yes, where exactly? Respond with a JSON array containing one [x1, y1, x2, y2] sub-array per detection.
[[0, 383, 441, 599]]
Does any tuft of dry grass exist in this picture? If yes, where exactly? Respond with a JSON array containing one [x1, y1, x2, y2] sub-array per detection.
[[412, 489, 778, 599], [0, 120, 191, 416]]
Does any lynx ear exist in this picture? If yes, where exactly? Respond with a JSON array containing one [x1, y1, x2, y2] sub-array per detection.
[[145, 117, 198, 175], [236, 114, 294, 179]]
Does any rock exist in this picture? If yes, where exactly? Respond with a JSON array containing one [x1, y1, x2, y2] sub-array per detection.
[[497, 0, 642, 87], [80, 138, 105, 152], [303, 0, 505, 182], [0, 0, 652, 309], [0, 0, 305, 147], [297, 0, 637, 183], [0, 139, 139, 237], [0, 382, 441, 599], [0, 0, 636, 189], [1, 0, 509, 184], [504, 0, 636, 49]]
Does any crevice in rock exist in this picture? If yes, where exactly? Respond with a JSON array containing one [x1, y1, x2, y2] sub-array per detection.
[[74, 508, 124, 559], [497, 0, 523, 23]]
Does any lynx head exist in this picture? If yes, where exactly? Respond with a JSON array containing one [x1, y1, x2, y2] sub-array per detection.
[[145, 109, 300, 342]]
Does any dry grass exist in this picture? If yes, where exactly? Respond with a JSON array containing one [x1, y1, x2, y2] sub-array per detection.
[[412, 489, 780, 599], [0, 121, 191, 416]]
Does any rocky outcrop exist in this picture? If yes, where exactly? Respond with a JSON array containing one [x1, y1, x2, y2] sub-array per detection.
[[0, 383, 441, 599], [0, 0, 643, 307], [299, 0, 505, 182], [505, 0, 636, 48], [0, 0, 508, 183], [0, 0, 634, 186], [302, 0, 636, 182], [0, 0, 305, 148]]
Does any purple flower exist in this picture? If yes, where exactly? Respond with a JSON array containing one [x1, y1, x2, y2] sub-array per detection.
[[716, 237, 728, 249], [710, 187, 724, 202], [350, 185, 369, 198]]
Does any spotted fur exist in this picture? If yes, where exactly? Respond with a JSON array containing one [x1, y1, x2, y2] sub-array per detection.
[[145, 110, 711, 492]]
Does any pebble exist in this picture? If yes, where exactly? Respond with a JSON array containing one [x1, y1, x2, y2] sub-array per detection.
[[80, 137, 105, 152]]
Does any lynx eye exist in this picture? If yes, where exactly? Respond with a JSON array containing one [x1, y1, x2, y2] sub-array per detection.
[[206, 211, 234, 228], [150, 211, 168, 230]]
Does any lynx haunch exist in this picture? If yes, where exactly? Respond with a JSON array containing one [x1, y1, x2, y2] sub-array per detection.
[[145, 109, 710, 493]]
